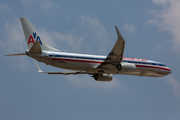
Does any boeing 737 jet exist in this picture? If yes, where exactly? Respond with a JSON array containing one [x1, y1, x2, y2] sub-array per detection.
[[6, 18, 171, 81]]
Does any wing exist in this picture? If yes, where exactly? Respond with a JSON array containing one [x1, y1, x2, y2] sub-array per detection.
[[34, 61, 89, 75], [98, 26, 125, 69]]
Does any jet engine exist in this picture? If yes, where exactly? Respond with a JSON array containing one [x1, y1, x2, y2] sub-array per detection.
[[93, 74, 113, 81], [117, 62, 136, 72]]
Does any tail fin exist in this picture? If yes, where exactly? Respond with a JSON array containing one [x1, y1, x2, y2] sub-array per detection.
[[20, 17, 59, 51]]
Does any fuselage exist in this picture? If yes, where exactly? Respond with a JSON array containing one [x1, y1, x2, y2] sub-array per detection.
[[27, 50, 171, 77]]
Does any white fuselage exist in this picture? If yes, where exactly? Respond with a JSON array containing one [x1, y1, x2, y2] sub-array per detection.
[[27, 51, 171, 77]]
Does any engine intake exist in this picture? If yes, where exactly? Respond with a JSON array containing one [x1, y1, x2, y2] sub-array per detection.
[[93, 74, 112, 81], [117, 62, 136, 72]]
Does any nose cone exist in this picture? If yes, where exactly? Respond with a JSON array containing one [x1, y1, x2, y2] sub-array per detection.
[[165, 68, 172, 75], [167, 70, 172, 75]]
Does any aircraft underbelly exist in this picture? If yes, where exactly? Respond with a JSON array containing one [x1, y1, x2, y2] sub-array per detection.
[[53, 61, 167, 77]]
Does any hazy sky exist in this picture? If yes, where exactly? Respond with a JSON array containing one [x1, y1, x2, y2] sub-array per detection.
[[1, 0, 180, 120]]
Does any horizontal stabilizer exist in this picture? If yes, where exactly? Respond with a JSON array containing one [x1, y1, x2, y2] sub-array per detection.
[[34, 61, 88, 75], [5, 53, 26, 56]]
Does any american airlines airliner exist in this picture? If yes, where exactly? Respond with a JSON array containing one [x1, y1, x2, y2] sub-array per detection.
[[6, 18, 171, 81]]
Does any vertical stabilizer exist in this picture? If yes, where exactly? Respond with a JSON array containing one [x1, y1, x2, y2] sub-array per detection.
[[20, 17, 59, 51]]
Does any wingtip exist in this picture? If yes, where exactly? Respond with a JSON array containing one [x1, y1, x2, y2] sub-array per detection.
[[34, 61, 43, 73], [20, 17, 26, 20], [115, 26, 123, 39]]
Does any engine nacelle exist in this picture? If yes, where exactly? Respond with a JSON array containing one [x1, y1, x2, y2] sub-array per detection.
[[93, 74, 113, 81], [119, 62, 136, 72]]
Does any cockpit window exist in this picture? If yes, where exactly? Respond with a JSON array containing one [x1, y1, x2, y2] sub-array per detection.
[[157, 64, 166, 67]]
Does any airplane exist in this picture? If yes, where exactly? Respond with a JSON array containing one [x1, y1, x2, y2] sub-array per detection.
[[6, 17, 172, 81]]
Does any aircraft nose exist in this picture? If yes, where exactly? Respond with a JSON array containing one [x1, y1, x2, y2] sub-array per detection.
[[166, 68, 172, 75]]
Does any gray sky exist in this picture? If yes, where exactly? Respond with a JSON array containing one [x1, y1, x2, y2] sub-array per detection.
[[0, 0, 180, 120]]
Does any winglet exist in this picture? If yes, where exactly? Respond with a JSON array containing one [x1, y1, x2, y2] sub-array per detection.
[[34, 61, 43, 73], [115, 26, 123, 39]]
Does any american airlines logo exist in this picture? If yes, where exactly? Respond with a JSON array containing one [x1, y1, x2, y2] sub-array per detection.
[[123, 57, 147, 62], [28, 32, 42, 45]]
